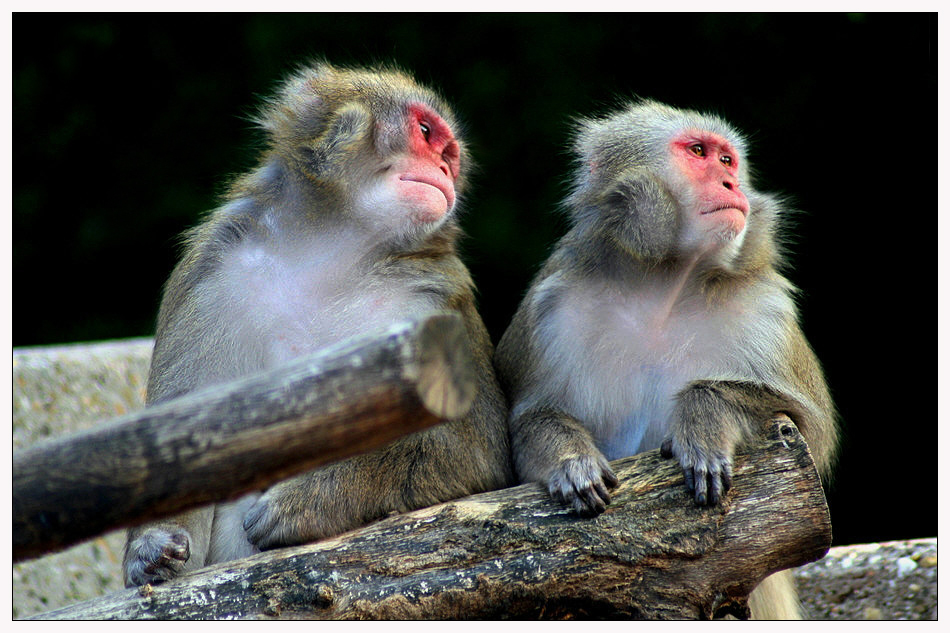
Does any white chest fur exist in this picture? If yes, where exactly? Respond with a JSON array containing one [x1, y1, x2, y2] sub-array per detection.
[[530, 272, 791, 460], [207, 233, 439, 371]]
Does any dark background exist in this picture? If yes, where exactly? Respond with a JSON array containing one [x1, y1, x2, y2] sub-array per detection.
[[13, 13, 936, 548]]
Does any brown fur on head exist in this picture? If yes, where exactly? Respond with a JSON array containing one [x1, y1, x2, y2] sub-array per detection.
[[248, 61, 469, 198]]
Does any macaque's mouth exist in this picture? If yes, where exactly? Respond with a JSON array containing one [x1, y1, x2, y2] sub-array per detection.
[[702, 205, 749, 217], [399, 174, 454, 207]]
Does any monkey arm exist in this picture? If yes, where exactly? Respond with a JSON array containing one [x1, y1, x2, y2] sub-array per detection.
[[494, 283, 617, 517], [507, 407, 618, 518], [124, 264, 257, 587], [665, 377, 829, 506]]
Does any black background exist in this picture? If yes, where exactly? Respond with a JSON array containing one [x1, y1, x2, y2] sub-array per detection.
[[13, 13, 936, 548]]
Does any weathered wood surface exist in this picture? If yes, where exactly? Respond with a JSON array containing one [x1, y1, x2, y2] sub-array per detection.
[[13, 313, 475, 563], [34, 415, 832, 620]]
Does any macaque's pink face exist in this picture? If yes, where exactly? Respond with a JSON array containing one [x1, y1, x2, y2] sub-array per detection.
[[670, 130, 750, 239], [355, 102, 462, 236], [389, 103, 460, 224]]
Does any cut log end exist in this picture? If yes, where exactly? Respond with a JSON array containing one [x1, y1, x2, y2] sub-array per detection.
[[413, 314, 476, 420]]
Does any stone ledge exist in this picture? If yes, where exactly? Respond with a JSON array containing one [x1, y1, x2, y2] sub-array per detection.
[[795, 537, 937, 620]]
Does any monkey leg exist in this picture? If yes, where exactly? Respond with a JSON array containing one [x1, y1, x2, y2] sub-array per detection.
[[243, 423, 505, 550]]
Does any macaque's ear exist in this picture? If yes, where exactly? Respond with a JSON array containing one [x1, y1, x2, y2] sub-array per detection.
[[301, 103, 373, 176], [597, 171, 679, 259]]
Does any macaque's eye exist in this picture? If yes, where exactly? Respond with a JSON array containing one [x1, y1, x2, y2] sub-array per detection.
[[688, 144, 705, 157], [419, 122, 431, 142], [720, 155, 733, 167]]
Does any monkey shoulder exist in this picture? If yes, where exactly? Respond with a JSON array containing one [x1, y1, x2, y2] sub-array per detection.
[[383, 249, 475, 304]]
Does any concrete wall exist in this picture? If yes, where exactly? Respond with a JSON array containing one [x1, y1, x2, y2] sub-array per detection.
[[13, 339, 152, 618]]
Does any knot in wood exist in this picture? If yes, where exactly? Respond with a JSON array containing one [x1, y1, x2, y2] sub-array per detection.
[[777, 421, 799, 449], [314, 584, 334, 608]]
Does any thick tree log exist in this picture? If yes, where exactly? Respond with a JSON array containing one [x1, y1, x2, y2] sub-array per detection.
[[13, 313, 475, 563], [33, 415, 831, 620]]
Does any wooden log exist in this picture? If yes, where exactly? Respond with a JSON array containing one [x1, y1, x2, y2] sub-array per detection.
[[32, 415, 832, 620], [13, 313, 476, 563]]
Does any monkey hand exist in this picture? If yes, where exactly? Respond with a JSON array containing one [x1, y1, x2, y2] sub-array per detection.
[[123, 527, 190, 588], [547, 453, 619, 517], [660, 433, 734, 506]]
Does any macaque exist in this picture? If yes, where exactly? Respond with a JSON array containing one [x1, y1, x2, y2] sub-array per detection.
[[494, 100, 837, 619], [123, 62, 513, 587]]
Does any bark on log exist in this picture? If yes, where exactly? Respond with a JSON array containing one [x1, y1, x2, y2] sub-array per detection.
[[33, 415, 832, 620], [13, 313, 475, 563]]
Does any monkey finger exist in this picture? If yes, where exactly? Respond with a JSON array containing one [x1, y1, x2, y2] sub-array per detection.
[[243, 505, 263, 532], [600, 464, 620, 489], [548, 481, 568, 505], [660, 439, 674, 459], [143, 557, 185, 581], [708, 470, 724, 505], [683, 466, 696, 493], [154, 537, 189, 574], [573, 499, 605, 517], [721, 460, 733, 492], [134, 552, 186, 584], [547, 468, 576, 505], [692, 466, 709, 506], [706, 456, 734, 505], [165, 532, 189, 561], [550, 478, 601, 516], [574, 484, 608, 517], [591, 478, 613, 507], [243, 499, 281, 548]]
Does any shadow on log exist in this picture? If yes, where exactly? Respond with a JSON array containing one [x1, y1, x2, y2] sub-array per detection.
[[33, 415, 831, 620], [13, 313, 475, 562]]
